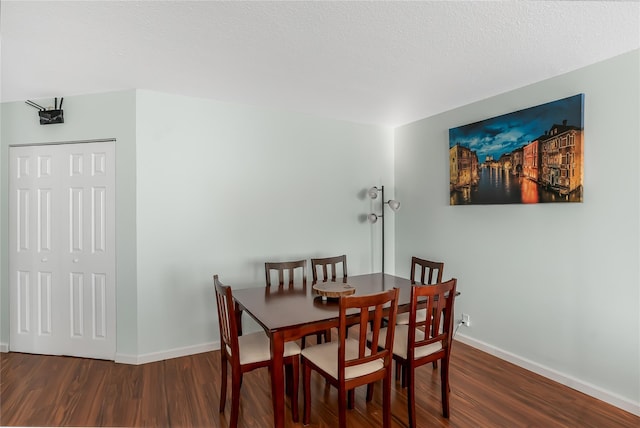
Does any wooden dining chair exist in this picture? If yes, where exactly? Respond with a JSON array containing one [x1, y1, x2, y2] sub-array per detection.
[[265, 260, 323, 348], [395, 256, 444, 325], [376, 278, 457, 428], [310, 255, 348, 344], [310, 254, 347, 282], [301, 288, 399, 428], [265, 259, 307, 290], [214, 275, 301, 426]]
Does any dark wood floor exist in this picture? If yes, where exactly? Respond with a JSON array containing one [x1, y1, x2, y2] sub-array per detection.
[[1, 340, 638, 427]]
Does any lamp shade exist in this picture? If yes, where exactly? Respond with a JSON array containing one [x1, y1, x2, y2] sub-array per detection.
[[368, 187, 379, 199], [368, 213, 379, 223], [387, 199, 401, 211]]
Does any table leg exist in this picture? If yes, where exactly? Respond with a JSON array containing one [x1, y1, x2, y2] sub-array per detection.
[[270, 331, 285, 428]]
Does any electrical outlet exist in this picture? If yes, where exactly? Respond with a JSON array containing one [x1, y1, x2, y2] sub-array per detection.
[[462, 313, 471, 327]]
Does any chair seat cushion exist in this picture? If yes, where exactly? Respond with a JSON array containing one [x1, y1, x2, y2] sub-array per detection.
[[395, 308, 428, 325], [301, 338, 383, 380], [229, 331, 301, 365], [372, 325, 442, 360]]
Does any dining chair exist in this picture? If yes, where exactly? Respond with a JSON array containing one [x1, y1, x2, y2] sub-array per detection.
[[395, 256, 444, 325], [310, 254, 347, 282], [265, 260, 324, 348], [214, 275, 301, 426], [389, 257, 444, 375], [310, 255, 348, 344], [301, 288, 399, 428], [265, 259, 307, 290], [374, 278, 457, 428]]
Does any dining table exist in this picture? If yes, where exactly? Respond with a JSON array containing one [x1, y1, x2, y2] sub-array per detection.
[[232, 272, 416, 428]]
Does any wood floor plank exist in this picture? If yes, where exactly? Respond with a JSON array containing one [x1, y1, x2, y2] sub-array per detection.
[[1, 341, 637, 427]]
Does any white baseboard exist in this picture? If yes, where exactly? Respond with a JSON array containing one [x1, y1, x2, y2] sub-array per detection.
[[0, 342, 8, 353], [454, 334, 640, 417], [115, 341, 221, 365]]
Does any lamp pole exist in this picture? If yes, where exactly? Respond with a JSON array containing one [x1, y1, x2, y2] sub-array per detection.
[[381, 185, 385, 274], [368, 185, 399, 275]]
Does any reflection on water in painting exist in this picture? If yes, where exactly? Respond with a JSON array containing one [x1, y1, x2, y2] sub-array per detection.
[[520, 178, 538, 204], [450, 168, 581, 205]]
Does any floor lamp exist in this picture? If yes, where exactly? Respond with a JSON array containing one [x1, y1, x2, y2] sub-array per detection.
[[368, 186, 400, 273]]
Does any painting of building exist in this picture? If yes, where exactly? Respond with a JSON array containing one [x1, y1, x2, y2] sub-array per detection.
[[523, 140, 540, 182], [449, 94, 584, 205], [449, 143, 478, 190], [539, 121, 584, 196]]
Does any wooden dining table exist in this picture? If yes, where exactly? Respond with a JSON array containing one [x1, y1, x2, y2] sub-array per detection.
[[232, 272, 415, 428]]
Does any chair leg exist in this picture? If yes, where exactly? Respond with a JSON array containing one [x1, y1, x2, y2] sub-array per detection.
[[407, 365, 416, 428], [230, 372, 242, 428], [402, 362, 408, 388], [219, 355, 227, 412], [290, 358, 300, 423], [347, 389, 355, 409], [395, 359, 402, 382], [285, 364, 293, 396], [338, 384, 347, 428], [441, 358, 450, 418], [383, 367, 393, 428], [303, 361, 312, 425], [433, 360, 438, 369], [366, 382, 374, 402]]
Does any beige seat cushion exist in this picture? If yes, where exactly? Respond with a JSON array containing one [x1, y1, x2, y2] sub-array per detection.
[[395, 308, 428, 325], [372, 325, 442, 360], [226, 331, 301, 365], [301, 338, 383, 380]]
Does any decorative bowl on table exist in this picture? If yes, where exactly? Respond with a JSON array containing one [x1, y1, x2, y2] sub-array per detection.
[[312, 282, 356, 300]]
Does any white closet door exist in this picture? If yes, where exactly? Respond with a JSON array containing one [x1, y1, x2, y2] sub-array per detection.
[[9, 141, 116, 360]]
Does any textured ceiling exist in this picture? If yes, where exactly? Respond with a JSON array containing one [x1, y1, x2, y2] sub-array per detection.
[[2, 1, 639, 126]]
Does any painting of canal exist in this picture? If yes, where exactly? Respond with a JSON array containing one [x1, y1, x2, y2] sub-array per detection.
[[449, 94, 584, 205]]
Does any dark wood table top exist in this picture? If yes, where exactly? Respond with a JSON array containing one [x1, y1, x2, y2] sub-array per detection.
[[233, 273, 413, 334]]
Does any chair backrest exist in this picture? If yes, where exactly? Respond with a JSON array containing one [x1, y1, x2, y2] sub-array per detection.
[[410, 257, 444, 285], [311, 255, 347, 282], [339, 288, 399, 380], [408, 278, 457, 360], [214, 275, 240, 362], [265, 259, 307, 288]]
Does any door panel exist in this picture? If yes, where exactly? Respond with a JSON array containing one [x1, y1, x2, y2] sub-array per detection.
[[9, 142, 116, 360], [17, 270, 30, 333], [38, 271, 53, 335], [38, 188, 52, 252]]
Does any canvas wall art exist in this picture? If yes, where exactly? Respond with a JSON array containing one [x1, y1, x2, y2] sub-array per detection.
[[449, 94, 584, 205]]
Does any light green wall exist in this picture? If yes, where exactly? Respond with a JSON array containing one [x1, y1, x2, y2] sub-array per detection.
[[0, 104, 3, 350], [135, 90, 394, 355], [0, 91, 139, 356], [394, 50, 640, 409], [1, 89, 394, 358]]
